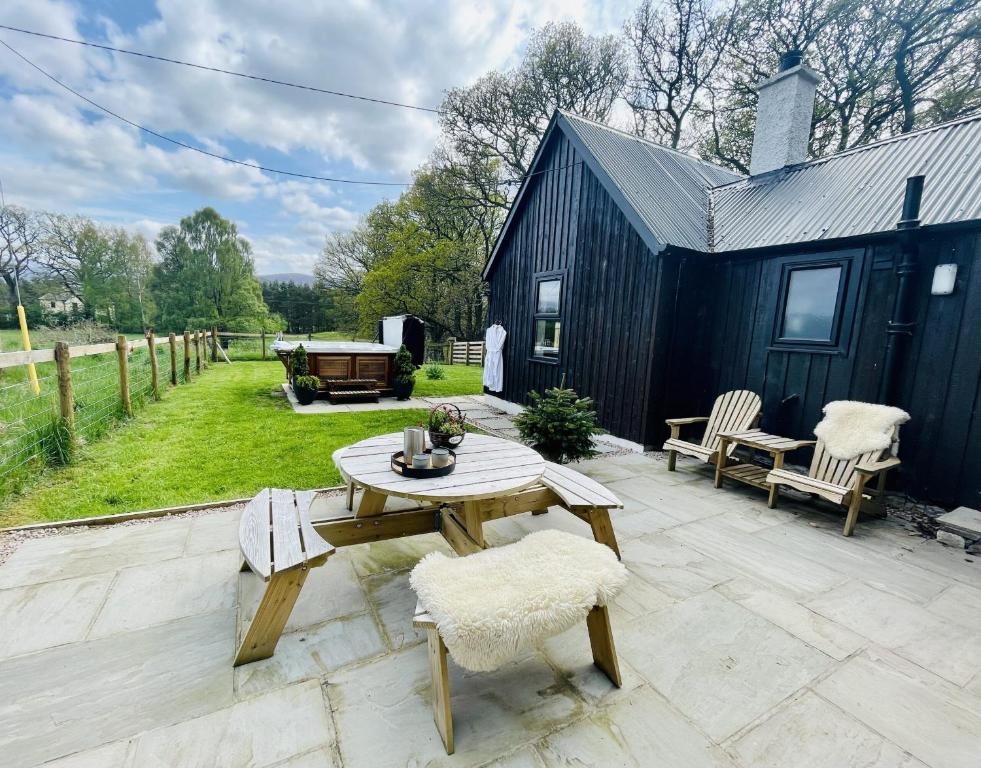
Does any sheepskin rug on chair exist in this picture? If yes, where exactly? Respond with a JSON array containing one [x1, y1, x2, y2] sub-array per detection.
[[410, 530, 628, 673], [813, 400, 910, 460]]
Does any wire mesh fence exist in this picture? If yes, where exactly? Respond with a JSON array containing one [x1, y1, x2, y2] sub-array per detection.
[[0, 336, 205, 499]]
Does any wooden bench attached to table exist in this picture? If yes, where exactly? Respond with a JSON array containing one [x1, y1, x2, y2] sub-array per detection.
[[235, 488, 336, 666]]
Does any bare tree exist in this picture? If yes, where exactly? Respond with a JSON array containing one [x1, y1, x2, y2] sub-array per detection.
[[314, 226, 374, 297], [701, 0, 980, 170], [0, 205, 41, 305], [872, 0, 980, 133], [441, 22, 629, 178], [625, 0, 740, 150]]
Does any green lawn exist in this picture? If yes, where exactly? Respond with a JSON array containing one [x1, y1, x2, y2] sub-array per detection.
[[414, 363, 484, 397], [0, 362, 432, 527]]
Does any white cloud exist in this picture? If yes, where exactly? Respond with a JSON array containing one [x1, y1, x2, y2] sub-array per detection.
[[0, 0, 634, 267]]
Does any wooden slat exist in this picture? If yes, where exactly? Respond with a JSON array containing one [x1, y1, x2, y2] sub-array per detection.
[[238, 489, 272, 579], [0, 348, 56, 369], [541, 462, 621, 508], [293, 490, 334, 561], [270, 488, 304, 572], [312, 506, 440, 547]]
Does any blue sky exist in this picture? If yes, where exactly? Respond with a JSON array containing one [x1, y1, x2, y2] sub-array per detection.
[[0, 0, 632, 274]]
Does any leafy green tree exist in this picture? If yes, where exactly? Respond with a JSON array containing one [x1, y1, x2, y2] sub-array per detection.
[[349, 156, 503, 341], [152, 207, 270, 331]]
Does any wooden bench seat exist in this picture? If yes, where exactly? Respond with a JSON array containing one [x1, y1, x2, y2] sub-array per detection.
[[410, 530, 625, 754], [235, 488, 335, 666], [539, 461, 623, 558]]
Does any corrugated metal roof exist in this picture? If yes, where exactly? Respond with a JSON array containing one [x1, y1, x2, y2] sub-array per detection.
[[559, 111, 742, 252], [710, 114, 981, 252]]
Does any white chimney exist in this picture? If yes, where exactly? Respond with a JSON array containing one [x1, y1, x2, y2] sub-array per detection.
[[749, 50, 819, 176]]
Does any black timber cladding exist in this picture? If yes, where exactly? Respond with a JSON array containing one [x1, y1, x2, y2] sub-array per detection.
[[487, 130, 662, 444], [485, 108, 981, 507], [661, 230, 981, 507]]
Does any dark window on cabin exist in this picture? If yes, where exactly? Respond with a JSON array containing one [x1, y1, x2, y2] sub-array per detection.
[[532, 276, 562, 361], [771, 251, 859, 353], [781, 265, 842, 341]]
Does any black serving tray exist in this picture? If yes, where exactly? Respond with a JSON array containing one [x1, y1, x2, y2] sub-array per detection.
[[391, 449, 457, 478]]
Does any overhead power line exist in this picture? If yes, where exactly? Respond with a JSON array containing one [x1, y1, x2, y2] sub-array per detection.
[[0, 23, 441, 114], [0, 39, 412, 187], [0, 37, 585, 191]]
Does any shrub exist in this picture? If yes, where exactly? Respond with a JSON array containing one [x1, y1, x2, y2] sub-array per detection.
[[514, 385, 597, 464], [424, 362, 446, 380], [394, 344, 415, 384], [294, 375, 320, 393], [290, 344, 309, 378]]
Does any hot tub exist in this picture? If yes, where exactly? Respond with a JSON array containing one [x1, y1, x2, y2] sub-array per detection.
[[271, 340, 398, 395]]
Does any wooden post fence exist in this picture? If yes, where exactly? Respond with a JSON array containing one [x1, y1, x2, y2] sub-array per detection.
[[200, 330, 208, 370], [116, 335, 132, 417], [261, 329, 266, 360], [211, 326, 218, 362], [54, 341, 74, 439], [147, 332, 160, 400], [183, 332, 191, 381], [169, 333, 177, 386], [194, 330, 201, 373]]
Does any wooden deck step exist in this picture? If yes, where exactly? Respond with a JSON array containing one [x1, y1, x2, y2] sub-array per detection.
[[322, 378, 378, 389], [328, 389, 380, 403]]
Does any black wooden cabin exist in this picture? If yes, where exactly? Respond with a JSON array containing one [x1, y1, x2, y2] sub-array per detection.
[[483, 96, 981, 508]]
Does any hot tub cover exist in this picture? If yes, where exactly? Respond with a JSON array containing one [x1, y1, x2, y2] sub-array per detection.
[[270, 340, 398, 354]]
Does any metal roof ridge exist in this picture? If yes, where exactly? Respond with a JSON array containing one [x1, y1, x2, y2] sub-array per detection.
[[709, 111, 981, 192], [557, 109, 744, 181]]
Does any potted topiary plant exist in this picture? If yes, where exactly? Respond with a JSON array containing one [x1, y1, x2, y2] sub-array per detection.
[[294, 375, 320, 405], [392, 344, 416, 400], [427, 403, 467, 448], [514, 384, 598, 464], [290, 343, 309, 385]]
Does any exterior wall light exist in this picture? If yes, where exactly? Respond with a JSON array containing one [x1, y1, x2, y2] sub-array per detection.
[[931, 263, 957, 296]]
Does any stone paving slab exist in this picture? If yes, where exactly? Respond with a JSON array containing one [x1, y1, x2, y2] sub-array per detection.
[[1, 452, 980, 767]]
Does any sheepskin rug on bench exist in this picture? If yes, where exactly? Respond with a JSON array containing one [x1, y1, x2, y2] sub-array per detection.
[[409, 530, 629, 672]]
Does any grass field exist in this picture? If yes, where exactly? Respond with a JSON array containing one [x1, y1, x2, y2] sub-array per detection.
[[0, 361, 484, 527], [414, 363, 483, 397]]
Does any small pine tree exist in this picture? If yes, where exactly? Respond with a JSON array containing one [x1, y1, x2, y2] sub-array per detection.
[[514, 385, 598, 464], [291, 344, 309, 378], [394, 344, 415, 383]]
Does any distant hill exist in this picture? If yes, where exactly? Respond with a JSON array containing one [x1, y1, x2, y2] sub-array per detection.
[[259, 273, 316, 286]]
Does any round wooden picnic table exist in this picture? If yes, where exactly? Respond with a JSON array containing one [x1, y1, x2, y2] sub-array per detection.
[[336, 432, 545, 515]]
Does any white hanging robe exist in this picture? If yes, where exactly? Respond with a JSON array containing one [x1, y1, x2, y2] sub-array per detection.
[[482, 324, 506, 392]]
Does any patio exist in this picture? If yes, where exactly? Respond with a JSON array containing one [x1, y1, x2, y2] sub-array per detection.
[[1, 453, 979, 768]]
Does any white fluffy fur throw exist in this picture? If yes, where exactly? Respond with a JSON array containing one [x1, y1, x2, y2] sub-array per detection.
[[409, 530, 628, 673], [813, 401, 909, 460]]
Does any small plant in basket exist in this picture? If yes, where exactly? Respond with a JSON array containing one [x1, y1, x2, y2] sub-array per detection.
[[427, 403, 466, 448]]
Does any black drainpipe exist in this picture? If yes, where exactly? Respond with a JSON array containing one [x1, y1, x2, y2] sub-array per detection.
[[878, 175, 924, 405]]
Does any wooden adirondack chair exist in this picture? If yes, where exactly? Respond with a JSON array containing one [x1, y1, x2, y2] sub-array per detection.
[[765, 426, 902, 537], [663, 390, 762, 472]]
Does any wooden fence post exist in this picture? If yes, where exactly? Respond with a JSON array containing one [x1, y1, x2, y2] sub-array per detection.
[[261, 329, 266, 360], [183, 331, 191, 381], [169, 333, 177, 385], [147, 331, 160, 400], [117, 335, 132, 417], [194, 330, 201, 373], [54, 341, 74, 438], [211, 326, 218, 362], [199, 330, 208, 369]]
